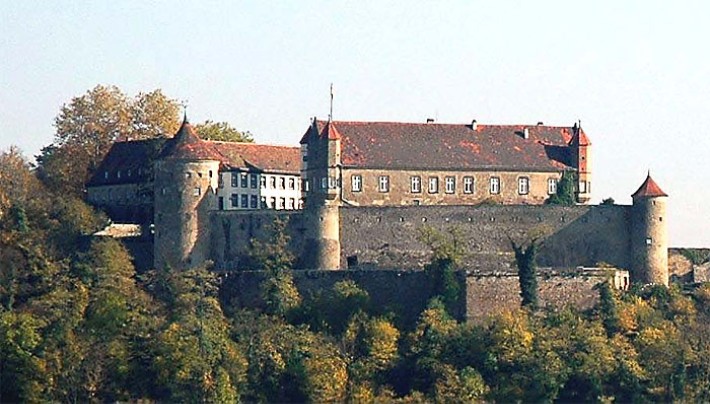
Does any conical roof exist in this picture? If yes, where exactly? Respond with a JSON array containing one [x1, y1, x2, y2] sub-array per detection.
[[632, 173, 668, 198], [159, 117, 226, 161]]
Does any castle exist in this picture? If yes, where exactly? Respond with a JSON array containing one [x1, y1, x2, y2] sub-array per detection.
[[88, 115, 670, 318]]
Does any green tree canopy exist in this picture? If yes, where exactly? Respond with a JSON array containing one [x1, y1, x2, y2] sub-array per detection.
[[194, 120, 254, 142]]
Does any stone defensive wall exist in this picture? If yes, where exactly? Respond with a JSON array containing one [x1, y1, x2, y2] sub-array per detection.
[[219, 268, 610, 327], [209, 204, 634, 274], [340, 205, 633, 272]]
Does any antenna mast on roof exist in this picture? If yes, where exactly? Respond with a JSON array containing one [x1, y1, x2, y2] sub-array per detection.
[[328, 83, 334, 122], [181, 100, 189, 122]]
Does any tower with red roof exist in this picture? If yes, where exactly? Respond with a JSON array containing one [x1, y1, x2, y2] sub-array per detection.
[[153, 116, 225, 269], [631, 173, 669, 286]]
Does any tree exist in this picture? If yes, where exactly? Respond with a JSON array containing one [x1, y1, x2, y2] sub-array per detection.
[[248, 217, 301, 316], [510, 237, 540, 309], [418, 226, 465, 316], [37, 85, 180, 194], [151, 266, 247, 402], [195, 120, 254, 142], [601, 197, 616, 205], [598, 281, 620, 336], [546, 170, 577, 206]]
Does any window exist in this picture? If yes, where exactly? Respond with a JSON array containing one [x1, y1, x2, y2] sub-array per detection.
[[240, 173, 248, 188], [321, 177, 328, 190], [218, 175, 224, 188], [428, 177, 439, 193], [270, 197, 276, 209], [518, 177, 530, 195], [117, 170, 121, 179], [209, 170, 213, 178], [260, 176, 267, 188], [261, 196, 267, 208], [410, 176, 421, 193], [489, 177, 500, 194], [288, 198, 295, 209], [288, 178, 295, 190], [270, 176, 276, 188], [302, 179, 310, 192], [579, 181, 587, 193], [127, 169, 132, 177], [445, 176, 456, 194], [231, 173, 238, 187], [328, 176, 338, 189], [279, 177, 286, 189], [193, 187, 201, 196], [352, 175, 362, 192], [250, 174, 258, 188], [547, 178, 557, 195], [104, 171, 109, 179], [378, 175, 389, 192], [241, 194, 248, 208], [231, 193, 238, 207], [463, 176, 474, 194], [250, 195, 258, 209], [279, 197, 286, 209]]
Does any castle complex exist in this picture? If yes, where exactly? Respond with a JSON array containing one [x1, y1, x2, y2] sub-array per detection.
[[88, 115, 670, 317]]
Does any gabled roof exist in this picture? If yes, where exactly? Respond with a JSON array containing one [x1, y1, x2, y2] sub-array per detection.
[[305, 120, 581, 171], [158, 118, 227, 162], [632, 173, 668, 198], [87, 138, 166, 186], [211, 142, 301, 174]]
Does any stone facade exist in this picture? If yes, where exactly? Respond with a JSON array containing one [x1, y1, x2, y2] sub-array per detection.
[[340, 168, 562, 206]]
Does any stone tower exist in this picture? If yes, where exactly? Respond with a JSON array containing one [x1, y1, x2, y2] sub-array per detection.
[[299, 119, 341, 269], [570, 122, 592, 203], [631, 173, 669, 286], [153, 117, 223, 270]]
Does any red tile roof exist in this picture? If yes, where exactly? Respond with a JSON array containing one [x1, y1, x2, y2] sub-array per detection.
[[305, 120, 581, 172], [159, 119, 227, 162], [210, 142, 301, 174], [632, 174, 668, 198]]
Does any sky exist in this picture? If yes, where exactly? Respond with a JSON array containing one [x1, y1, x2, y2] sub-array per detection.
[[1, 1, 708, 247]]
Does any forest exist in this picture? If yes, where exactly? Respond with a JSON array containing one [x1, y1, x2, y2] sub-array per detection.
[[0, 85, 709, 402]]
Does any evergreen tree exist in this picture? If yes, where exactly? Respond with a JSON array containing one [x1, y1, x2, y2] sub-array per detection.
[[546, 170, 577, 206], [510, 238, 540, 309]]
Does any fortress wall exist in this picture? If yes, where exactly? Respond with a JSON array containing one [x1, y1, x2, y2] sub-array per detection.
[[220, 269, 441, 327], [220, 269, 606, 326], [340, 205, 632, 271], [208, 204, 633, 274], [209, 210, 308, 270], [465, 273, 602, 321]]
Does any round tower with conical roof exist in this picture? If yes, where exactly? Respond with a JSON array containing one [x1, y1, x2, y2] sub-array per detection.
[[631, 173, 669, 286], [153, 117, 223, 270]]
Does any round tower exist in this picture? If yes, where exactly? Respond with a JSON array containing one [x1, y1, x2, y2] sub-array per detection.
[[300, 119, 342, 269], [153, 117, 223, 270], [631, 173, 669, 286]]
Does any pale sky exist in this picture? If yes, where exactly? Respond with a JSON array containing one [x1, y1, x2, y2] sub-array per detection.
[[1, 1, 708, 247]]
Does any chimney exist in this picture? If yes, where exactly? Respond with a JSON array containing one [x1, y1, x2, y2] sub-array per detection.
[[471, 119, 478, 130], [523, 127, 530, 139], [427, 118, 435, 123], [537, 121, 544, 126]]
